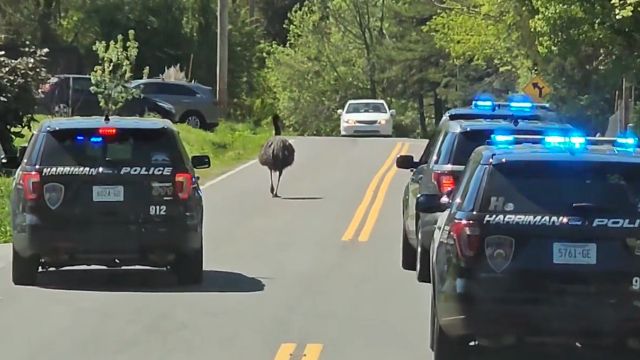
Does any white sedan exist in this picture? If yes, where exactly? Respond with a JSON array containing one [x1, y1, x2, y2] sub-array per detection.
[[338, 99, 395, 137]]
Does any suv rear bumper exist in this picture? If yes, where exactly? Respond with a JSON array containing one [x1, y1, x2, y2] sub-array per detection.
[[437, 283, 640, 339], [13, 222, 202, 267]]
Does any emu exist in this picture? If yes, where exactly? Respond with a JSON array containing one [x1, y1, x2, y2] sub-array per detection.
[[258, 114, 295, 197]]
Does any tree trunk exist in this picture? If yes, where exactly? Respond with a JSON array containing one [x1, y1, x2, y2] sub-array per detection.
[[433, 90, 444, 125], [417, 93, 427, 138]]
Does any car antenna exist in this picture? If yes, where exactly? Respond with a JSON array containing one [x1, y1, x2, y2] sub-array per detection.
[[104, 113, 110, 123]]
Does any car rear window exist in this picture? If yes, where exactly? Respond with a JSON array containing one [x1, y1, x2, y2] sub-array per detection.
[[444, 129, 545, 165], [480, 161, 640, 214], [39, 128, 185, 168]]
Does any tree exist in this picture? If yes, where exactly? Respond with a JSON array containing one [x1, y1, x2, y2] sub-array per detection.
[[89, 30, 148, 116], [0, 45, 50, 155]]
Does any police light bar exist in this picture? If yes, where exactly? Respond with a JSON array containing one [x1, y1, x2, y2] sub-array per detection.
[[488, 133, 640, 150]]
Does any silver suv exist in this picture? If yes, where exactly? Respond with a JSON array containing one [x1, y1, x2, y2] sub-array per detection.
[[130, 79, 220, 130]]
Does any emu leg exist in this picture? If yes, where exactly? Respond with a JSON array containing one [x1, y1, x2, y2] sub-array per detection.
[[269, 170, 275, 196], [274, 170, 283, 198]]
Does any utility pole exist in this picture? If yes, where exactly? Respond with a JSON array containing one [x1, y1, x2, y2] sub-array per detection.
[[217, 0, 229, 110]]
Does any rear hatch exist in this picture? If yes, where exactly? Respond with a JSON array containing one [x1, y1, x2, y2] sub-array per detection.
[[32, 127, 192, 226], [465, 160, 640, 296]]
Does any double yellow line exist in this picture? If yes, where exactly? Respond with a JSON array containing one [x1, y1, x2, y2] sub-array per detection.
[[274, 343, 323, 360], [342, 142, 410, 242]]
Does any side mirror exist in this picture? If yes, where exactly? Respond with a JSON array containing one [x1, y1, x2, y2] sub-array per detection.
[[390, 109, 396, 116], [395, 154, 417, 169], [191, 155, 211, 169], [416, 193, 447, 213], [337, 109, 343, 115]]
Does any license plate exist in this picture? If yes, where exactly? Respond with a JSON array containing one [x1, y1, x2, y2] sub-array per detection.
[[553, 243, 596, 265], [93, 186, 124, 202]]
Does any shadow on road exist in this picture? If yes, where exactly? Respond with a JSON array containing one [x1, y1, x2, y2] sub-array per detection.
[[279, 196, 323, 200], [34, 268, 266, 293]]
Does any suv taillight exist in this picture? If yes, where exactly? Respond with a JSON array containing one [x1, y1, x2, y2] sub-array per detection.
[[433, 171, 455, 194], [450, 220, 481, 258], [20, 171, 41, 201], [174, 173, 193, 200]]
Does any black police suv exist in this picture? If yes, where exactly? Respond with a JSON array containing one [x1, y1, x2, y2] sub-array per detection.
[[420, 134, 640, 359], [10, 117, 211, 286], [395, 99, 574, 283]]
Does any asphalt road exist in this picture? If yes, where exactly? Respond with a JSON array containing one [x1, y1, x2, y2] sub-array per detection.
[[0, 136, 634, 360], [0, 136, 431, 360]]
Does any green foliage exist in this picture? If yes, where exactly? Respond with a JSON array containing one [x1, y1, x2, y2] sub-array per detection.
[[90, 30, 145, 115], [0, 45, 50, 155], [0, 176, 13, 243]]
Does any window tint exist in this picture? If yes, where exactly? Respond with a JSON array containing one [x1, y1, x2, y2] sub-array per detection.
[[157, 83, 198, 96], [449, 129, 545, 165], [434, 132, 456, 165], [480, 161, 640, 214], [71, 78, 92, 92], [40, 129, 185, 168], [451, 153, 484, 212]]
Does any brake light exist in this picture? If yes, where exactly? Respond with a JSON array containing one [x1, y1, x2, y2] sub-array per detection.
[[433, 172, 455, 194], [174, 173, 193, 200], [20, 171, 41, 201], [98, 127, 117, 136], [450, 220, 481, 258]]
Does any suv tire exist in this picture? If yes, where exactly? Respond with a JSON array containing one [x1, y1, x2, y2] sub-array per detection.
[[173, 247, 203, 285], [12, 248, 39, 286], [402, 228, 417, 271]]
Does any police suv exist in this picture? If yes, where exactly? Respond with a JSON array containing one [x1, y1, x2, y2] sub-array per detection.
[[396, 95, 573, 283], [10, 117, 211, 286], [418, 133, 640, 359]]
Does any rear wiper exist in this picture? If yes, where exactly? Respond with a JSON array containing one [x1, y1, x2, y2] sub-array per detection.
[[571, 203, 609, 213]]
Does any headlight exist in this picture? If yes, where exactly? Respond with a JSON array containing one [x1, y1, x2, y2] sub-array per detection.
[[344, 119, 356, 125], [378, 119, 386, 125]]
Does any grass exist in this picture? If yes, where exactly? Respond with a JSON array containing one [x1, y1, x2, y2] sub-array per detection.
[[0, 120, 271, 243]]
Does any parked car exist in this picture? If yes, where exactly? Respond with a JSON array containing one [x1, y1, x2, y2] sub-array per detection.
[[38, 75, 177, 121], [338, 99, 395, 137], [129, 79, 220, 130]]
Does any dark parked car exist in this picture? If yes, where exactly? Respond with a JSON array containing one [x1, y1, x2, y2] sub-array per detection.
[[395, 97, 574, 282], [10, 116, 210, 286], [38, 75, 176, 121], [423, 133, 640, 359]]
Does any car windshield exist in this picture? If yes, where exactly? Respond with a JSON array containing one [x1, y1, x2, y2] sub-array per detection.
[[345, 102, 387, 113], [39, 128, 183, 167], [481, 161, 640, 214]]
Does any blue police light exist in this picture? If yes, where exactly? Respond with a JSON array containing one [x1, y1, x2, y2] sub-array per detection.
[[472, 93, 496, 111], [614, 134, 638, 150], [489, 133, 515, 148], [89, 136, 103, 143], [472, 100, 495, 110], [75, 135, 85, 142], [568, 136, 586, 149], [542, 135, 567, 149], [507, 93, 534, 112]]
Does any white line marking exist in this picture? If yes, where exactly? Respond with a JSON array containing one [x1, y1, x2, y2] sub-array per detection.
[[202, 159, 258, 189]]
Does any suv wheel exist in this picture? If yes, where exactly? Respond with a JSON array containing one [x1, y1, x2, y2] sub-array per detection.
[[181, 112, 205, 129], [402, 227, 417, 271], [416, 230, 430, 283], [173, 247, 203, 285], [12, 248, 39, 286]]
